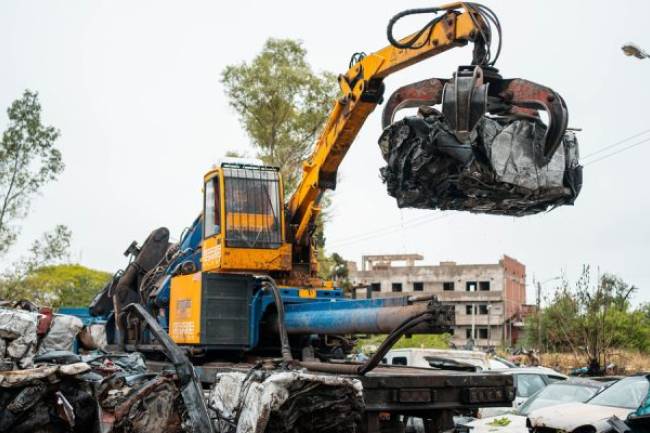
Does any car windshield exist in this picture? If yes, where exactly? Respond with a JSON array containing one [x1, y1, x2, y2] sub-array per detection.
[[518, 383, 600, 416], [588, 376, 649, 409]]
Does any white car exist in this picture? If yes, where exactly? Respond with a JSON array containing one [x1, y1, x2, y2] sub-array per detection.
[[460, 379, 607, 433], [527, 375, 650, 433], [382, 348, 514, 371], [478, 367, 568, 418]]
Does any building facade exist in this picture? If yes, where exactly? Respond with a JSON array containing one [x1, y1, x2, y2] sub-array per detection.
[[347, 254, 527, 348]]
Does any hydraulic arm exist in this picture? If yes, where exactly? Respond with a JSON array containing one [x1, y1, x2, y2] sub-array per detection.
[[287, 2, 570, 269], [287, 3, 490, 246]]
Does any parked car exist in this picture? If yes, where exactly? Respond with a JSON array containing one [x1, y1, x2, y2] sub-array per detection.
[[491, 356, 517, 369], [382, 348, 516, 371], [527, 374, 650, 433], [458, 379, 608, 433], [479, 367, 568, 418]]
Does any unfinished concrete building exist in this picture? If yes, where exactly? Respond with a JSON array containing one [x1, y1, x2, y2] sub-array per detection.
[[348, 254, 527, 349]]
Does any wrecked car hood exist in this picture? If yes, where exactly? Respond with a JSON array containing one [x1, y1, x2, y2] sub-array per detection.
[[527, 402, 633, 432]]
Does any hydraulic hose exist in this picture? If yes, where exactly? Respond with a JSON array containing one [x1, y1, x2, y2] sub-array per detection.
[[257, 275, 294, 363], [358, 310, 433, 375]]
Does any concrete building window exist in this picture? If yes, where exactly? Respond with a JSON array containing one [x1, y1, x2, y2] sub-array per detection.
[[392, 283, 403, 292], [479, 305, 489, 315], [465, 305, 473, 315], [413, 282, 424, 291], [466, 281, 477, 291], [465, 328, 472, 339], [370, 283, 381, 292], [478, 328, 488, 339], [443, 281, 455, 291], [479, 281, 491, 291]]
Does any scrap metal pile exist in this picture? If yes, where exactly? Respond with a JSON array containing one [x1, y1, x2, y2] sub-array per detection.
[[0, 304, 186, 433], [0, 301, 365, 433], [379, 66, 582, 216], [209, 369, 363, 433], [0, 302, 84, 370]]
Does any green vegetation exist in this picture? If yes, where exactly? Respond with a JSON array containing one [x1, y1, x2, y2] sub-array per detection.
[[525, 267, 650, 368], [221, 38, 340, 271], [0, 90, 64, 255], [0, 263, 110, 308], [221, 38, 338, 194], [356, 333, 452, 354], [488, 417, 512, 427]]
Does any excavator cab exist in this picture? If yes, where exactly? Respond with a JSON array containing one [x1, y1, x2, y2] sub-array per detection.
[[200, 162, 292, 273]]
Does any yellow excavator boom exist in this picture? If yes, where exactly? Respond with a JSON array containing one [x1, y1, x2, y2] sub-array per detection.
[[287, 3, 487, 245]]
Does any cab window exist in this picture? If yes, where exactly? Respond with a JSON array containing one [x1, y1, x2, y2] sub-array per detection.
[[223, 166, 282, 249], [204, 177, 221, 238]]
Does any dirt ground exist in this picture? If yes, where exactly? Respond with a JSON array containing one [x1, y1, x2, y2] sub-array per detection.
[[539, 351, 650, 375]]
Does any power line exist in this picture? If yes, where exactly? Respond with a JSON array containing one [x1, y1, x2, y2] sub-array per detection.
[[327, 212, 435, 245], [328, 128, 650, 250], [583, 136, 650, 166], [581, 128, 650, 161], [329, 213, 449, 249]]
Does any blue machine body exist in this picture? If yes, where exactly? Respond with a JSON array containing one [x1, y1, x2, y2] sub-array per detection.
[[64, 216, 438, 353]]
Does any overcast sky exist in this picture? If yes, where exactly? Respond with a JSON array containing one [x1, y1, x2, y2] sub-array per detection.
[[1, 0, 649, 304]]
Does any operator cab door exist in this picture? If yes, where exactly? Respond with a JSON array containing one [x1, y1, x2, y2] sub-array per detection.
[[202, 172, 224, 272]]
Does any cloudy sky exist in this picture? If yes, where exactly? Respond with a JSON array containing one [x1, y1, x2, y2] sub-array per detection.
[[1, 0, 649, 304]]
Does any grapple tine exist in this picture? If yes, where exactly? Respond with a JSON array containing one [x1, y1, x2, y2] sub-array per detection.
[[494, 78, 569, 164], [381, 78, 446, 129]]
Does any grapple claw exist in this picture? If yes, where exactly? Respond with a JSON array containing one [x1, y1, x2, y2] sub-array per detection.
[[382, 66, 569, 166], [381, 78, 445, 129]]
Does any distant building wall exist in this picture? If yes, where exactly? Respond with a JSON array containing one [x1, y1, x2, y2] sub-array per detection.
[[348, 254, 527, 349]]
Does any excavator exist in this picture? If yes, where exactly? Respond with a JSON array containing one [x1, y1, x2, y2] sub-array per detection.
[[83, 3, 577, 432]]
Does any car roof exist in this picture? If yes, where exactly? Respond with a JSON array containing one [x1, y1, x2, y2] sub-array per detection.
[[387, 348, 486, 356], [554, 378, 608, 388], [489, 367, 566, 376]]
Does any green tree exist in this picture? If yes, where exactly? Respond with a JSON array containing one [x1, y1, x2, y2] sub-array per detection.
[[0, 225, 73, 302], [221, 38, 338, 193], [0, 264, 110, 308], [0, 90, 64, 255], [328, 252, 351, 291], [527, 267, 648, 367]]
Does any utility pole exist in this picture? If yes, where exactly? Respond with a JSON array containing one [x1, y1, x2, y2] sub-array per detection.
[[487, 303, 491, 348], [536, 281, 542, 352], [471, 305, 476, 346]]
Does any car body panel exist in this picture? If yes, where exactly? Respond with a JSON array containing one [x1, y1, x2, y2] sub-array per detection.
[[478, 368, 568, 418], [527, 402, 633, 432]]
